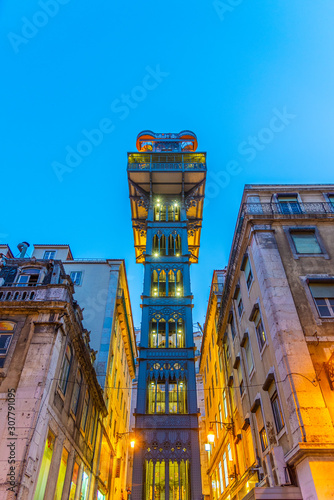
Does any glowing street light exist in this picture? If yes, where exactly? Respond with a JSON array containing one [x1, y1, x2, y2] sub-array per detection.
[[207, 426, 215, 443]]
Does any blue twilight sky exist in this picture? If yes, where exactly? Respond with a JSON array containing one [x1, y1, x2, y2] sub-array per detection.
[[1, 1, 334, 327]]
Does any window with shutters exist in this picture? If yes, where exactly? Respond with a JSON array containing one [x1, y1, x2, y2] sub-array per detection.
[[309, 282, 334, 318]]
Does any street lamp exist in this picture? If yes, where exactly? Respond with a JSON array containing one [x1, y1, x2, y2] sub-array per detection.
[[116, 431, 136, 447], [207, 420, 234, 442]]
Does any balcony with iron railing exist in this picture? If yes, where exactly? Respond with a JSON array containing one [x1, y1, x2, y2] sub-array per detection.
[[0, 282, 72, 303], [242, 201, 334, 217]]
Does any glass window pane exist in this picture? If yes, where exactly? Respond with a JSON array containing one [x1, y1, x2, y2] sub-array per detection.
[[54, 447, 69, 500], [291, 231, 322, 254], [33, 430, 55, 499], [69, 462, 79, 500]]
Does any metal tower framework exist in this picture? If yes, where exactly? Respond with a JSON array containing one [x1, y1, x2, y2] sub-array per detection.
[[127, 131, 206, 500]]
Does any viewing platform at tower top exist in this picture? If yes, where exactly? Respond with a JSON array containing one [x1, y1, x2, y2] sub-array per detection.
[[127, 130, 207, 263]]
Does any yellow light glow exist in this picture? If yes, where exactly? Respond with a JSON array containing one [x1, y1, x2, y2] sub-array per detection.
[[130, 440, 135, 449], [207, 427, 215, 443], [176, 253, 180, 257], [154, 253, 159, 257]]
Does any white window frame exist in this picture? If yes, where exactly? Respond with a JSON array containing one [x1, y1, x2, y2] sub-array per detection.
[[43, 250, 56, 259]]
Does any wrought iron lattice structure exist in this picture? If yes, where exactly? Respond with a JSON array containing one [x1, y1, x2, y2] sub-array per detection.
[[127, 131, 206, 500]]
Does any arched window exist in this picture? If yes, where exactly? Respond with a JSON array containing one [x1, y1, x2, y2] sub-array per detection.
[[147, 379, 166, 413], [0, 321, 16, 368], [151, 271, 159, 296], [168, 235, 181, 256], [168, 270, 183, 297], [152, 235, 166, 256], [169, 379, 187, 414], [149, 319, 166, 348], [58, 344, 72, 394], [168, 318, 185, 348], [154, 203, 167, 221], [147, 378, 187, 414], [16, 268, 41, 286]]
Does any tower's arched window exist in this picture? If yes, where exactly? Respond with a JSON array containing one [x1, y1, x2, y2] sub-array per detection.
[[154, 203, 167, 221], [151, 270, 167, 297], [168, 270, 183, 297], [169, 379, 187, 414], [149, 319, 166, 348], [168, 235, 181, 256], [168, 318, 185, 348], [147, 378, 187, 414], [151, 271, 159, 296], [147, 379, 166, 413], [153, 234, 166, 256], [167, 203, 180, 222]]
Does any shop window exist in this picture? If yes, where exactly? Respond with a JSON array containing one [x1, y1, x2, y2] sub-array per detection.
[[80, 470, 89, 500], [54, 447, 69, 500], [33, 429, 55, 499], [309, 281, 334, 318], [58, 344, 72, 394], [69, 462, 79, 500], [0, 321, 15, 368]]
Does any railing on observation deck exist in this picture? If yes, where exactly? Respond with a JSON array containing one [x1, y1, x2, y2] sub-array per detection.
[[127, 153, 206, 171]]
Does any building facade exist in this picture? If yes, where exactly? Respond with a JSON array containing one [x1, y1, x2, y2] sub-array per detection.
[[0, 243, 137, 500], [215, 185, 334, 500], [0, 253, 107, 500], [200, 270, 260, 500], [128, 131, 206, 500]]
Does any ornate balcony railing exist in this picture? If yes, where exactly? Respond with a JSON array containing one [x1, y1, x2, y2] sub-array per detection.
[[0, 284, 72, 303], [242, 201, 334, 216]]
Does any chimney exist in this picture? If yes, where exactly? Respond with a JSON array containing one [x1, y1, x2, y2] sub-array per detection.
[[17, 242, 30, 258]]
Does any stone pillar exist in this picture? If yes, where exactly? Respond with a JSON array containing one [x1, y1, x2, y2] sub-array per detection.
[[43, 432, 64, 499], [61, 449, 76, 500], [190, 429, 202, 500]]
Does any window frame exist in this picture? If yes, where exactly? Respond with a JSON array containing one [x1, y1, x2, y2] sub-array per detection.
[[43, 250, 56, 259], [284, 226, 328, 259], [70, 271, 83, 286], [308, 279, 334, 319], [0, 321, 16, 369]]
